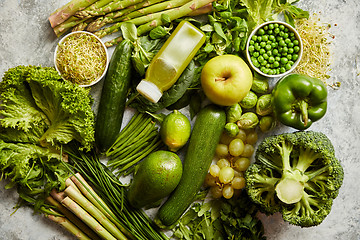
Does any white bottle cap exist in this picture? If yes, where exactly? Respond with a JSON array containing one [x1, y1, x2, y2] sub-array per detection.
[[136, 80, 163, 103]]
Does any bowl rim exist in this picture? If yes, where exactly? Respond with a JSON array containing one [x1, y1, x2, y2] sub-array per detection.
[[54, 31, 109, 88], [245, 20, 303, 78]]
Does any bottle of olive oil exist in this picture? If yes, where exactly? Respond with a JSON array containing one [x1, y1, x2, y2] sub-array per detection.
[[136, 21, 205, 103]]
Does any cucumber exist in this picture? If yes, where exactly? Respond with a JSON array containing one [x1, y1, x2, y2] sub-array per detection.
[[95, 39, 133, 152], [155, 104, 226, 228]]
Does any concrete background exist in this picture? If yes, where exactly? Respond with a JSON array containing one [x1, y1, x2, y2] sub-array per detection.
[[0, 0, 359, 239]]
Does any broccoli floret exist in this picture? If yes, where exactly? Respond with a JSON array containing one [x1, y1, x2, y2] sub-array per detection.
[[245, 131, 344, 227]]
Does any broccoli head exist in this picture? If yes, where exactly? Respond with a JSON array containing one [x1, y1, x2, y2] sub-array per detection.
[[245, 131, 344, 227]]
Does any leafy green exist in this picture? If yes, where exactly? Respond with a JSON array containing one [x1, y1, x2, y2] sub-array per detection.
[[172, 191, 265, 240], [0, 65, 95, 150]]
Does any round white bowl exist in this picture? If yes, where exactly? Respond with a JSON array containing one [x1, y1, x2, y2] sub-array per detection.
[[54, 31, 109, 87], [246, 21, 303, 78]]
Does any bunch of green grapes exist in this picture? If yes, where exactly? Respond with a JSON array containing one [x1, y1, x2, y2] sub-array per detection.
[[204, 129, 258, 199]]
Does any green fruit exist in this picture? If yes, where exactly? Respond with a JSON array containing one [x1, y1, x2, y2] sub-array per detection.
[[160, 110, 191, 152], [127, 150, 183, 209]]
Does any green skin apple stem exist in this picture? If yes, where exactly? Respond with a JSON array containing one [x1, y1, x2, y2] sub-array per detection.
[[86, 0, 163, 32], [47, 209, 92, 240], [61, 196, 117, 240], [64, 185, 127, 240], [70, 174, 132, 238], [75, 0, 146, 19], [52, 0, 113, 37], [95, 0, 191, 38], [48, 0, 98, 28], [46, 196, 101, 240]]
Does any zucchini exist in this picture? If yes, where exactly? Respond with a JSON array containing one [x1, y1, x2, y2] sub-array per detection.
[[155, 104, 226, 228], [95, 39, 133, 152]]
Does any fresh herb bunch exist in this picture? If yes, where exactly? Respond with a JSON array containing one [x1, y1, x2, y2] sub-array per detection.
[[173, 190, 265, 240]]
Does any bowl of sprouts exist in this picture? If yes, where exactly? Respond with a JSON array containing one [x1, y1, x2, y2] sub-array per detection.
[[246, 21, 303, 78], [54, 31, 109, 87]]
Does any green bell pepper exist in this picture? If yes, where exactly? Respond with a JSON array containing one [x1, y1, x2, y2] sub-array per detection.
[[272, 73, 327, 130]]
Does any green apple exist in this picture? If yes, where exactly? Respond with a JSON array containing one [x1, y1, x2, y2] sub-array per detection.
[[201, 55, 253, 106]]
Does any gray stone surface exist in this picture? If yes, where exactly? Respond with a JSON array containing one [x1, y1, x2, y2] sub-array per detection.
[[0, 0, 359, 239]]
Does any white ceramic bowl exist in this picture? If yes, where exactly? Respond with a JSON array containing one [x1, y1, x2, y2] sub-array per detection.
[[246, 21, 303, 78], [54, 31, 109, 87]]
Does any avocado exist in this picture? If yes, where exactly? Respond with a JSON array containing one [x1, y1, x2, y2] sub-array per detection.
[[127, 150, 183, 209]]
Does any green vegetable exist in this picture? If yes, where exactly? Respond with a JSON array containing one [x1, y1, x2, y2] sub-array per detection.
[[155, 104, 226, 228], [224, 122, 239, 137], [237, 112, 259, 129], [0, 65, 95, 150], [256, 93, 273, 116], [251, 73, 269, 94], [127, 150, 183, 209], [259, 115, 276, 132], [106, 112, 163, 176], [172, 191, 265, 239], [240, 91, 258, 109], [95, 39, 133, 152], [226, 103, 242, 123], [245, 131, 344, 227], [272, 73, 327, 130]]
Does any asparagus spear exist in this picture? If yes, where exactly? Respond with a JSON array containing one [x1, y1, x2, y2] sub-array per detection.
[[137, 0, 216, 34], [76, 0, 146, 19], [104, 0, 214, 46], [87, 0, 164, 32], [62, 196, 117, 240], [49, 0, 98, 28], [95, 0, 191, 38], [52, 0, 113, 37], [47, 209, 92, 240]]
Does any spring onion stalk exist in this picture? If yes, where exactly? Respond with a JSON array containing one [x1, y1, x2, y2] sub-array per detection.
[[47, 209, 92, 240], [61, 196, 117, 240], [66, 147, 169, 240], [105, 112, 164, 176], [64, 185, 128, 240]]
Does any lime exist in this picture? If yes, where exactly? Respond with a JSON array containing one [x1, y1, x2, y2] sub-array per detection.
[[160, 110, 191, 152], [127, 150, 183, 209]]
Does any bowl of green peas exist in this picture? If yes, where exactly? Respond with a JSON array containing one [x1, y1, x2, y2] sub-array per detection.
[[246, 21, 303, 78]]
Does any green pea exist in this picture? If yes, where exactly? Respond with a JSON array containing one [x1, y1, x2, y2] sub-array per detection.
[[257, 36, 263, 42], [274, 23, 279, 28], [279, 24, 285, 30], [283, 33, 289, 39], [252, 35, 257, 41], [260, 66, 266, 72], [289, 32, 295, 37], [273, 61, 280, 68], [274, 28, 280, 34], [289, 60, 294, 65], [283, 46, 288, 52], [253, 60, 260, 68], [265, 44, 272, 51], [267, 29, 273, 35], [263, 25, 268, 31], [258, 28, 265, 35], [260, 42, 266, 48], [280, 57, 288, 64], [294, 46, 300, 53], [262, 35, 269, 42], [285, 63, 292, 70], [287, 54, 292, 60], [258, 56, 265, 62], [253, 51, 260, 57], [284, 27, 289, 32], [288, 48, 294, 54], [249, 40, 255, 45], [260, 60, 267, 66], [271, 42, 277, 48], [279, 40, 286, 47], [260, 49, 266, 55], [292, 54, 299, 61], [263, 53, 269, 60], [275, 56, 281, 62], [263, 68, 269, 74], [248, 45, 255, 52], [269, 35, 275, 41], [280, 67, 286, 73], [265, 63, 270, 68], [285, 38, 291, 44], [255, 44, 261, 51], [268, 56, 275, 63], [279, 31, 284, 37], [287, 42, 294, 48], [269, 23, 274, 29], [267, 50, 272, 56], [293, 39, 299, 45], [272, 49, 279, 55]]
